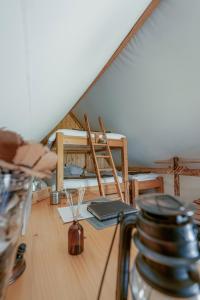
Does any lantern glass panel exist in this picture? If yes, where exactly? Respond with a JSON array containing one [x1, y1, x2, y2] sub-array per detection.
[[131, 264, 200, 300]]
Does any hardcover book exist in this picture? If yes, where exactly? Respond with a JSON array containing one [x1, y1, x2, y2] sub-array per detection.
[[87, 199, 137, 221]]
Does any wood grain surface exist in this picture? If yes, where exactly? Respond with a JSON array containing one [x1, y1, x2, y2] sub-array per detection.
[[6, 199, 136, 300]]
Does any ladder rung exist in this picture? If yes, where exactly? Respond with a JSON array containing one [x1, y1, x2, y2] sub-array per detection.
[[93, 143, 107, 146], [84, 113, 124, 201], [99, 168, 113, 172]]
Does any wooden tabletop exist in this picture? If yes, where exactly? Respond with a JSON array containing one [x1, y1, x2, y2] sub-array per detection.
[[6, 199, 136, 300]]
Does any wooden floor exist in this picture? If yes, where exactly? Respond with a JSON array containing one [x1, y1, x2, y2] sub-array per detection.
[[6, 198, 136, 300]]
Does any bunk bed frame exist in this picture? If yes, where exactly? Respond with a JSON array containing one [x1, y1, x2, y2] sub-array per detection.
[[55, 131, 129, 202]]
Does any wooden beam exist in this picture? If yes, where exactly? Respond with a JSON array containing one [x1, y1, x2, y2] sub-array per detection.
[[41, 111, 83, 145], [56, 132, 64, 191], [128, 165, 200, 177], [173, 167, 200, 177], [155, 158, 200, 164], [173, 156, 180, 196], [128, 166, 170, 174], [179, 159, 200, 164], [69, 112, 84, 129], [121, 138, 129, 203]]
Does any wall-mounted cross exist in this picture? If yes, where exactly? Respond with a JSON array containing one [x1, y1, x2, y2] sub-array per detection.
[[129, 157, 200, 197], [155, 157, 200, 196]]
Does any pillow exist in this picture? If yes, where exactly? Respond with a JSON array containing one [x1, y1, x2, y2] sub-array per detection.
[[64, 164, 83, 176]]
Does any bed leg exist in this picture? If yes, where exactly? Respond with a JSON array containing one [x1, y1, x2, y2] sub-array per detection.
[[56, 132, 64, 191], [157, 176, 164, 193], [131, 179, 139, 208]]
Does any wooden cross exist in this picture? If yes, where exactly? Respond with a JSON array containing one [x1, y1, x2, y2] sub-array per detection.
[[155, 157, 200, 196], [129, 157, 200, 196]]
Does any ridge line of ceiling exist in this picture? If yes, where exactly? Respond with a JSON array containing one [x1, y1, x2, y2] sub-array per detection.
[[41, 0, 159, 143], [70, 0, 160, 112]]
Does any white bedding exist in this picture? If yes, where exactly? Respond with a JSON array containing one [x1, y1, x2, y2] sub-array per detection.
[[59, 173, 158, 190], [128, 173, 158, 181], [55, 175, 123, 190], [48, 129, 125, 145]]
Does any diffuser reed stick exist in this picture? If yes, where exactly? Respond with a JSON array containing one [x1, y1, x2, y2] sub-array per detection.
[[65, 188, 85, 255], [64, 188, 85, 221]]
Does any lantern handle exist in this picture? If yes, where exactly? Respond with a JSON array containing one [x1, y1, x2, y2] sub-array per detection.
[[116, 213, 138, 300]]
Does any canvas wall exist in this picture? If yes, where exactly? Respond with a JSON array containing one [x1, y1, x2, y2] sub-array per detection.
[[74, 0, 200, 203], [0, 0, 152, 141]]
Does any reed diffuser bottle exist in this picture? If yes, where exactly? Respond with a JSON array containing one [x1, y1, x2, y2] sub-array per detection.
[[65, 188, 85, 256], [68, 221, 84, 255]]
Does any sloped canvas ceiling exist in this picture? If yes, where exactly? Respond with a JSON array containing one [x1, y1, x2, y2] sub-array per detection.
[[0, 0, 153, 141], [74, 0, 200, 167]]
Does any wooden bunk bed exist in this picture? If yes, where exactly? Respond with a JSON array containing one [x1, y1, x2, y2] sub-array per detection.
[[129, 174, 164, 207], [48, 129, 129, 202]]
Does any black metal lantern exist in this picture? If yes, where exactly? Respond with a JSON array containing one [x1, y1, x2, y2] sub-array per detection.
[[117, 194, 200, 300]]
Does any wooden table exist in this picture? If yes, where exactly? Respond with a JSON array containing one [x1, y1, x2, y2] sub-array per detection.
[[6, 199, 136, 300]]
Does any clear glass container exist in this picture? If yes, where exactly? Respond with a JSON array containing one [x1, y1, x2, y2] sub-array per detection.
[[0, 172, 31, 300], [131, 264, 200, 300], [117, 194, 200, 300]]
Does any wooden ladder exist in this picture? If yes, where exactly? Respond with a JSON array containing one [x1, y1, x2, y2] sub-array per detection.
[[84, 114, 124, 201]]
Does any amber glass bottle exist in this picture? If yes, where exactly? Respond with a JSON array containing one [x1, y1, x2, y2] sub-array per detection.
[[68, 221, 84, 255]]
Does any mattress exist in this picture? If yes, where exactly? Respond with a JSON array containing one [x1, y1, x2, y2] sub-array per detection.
[[48, 129, 125, 146], [57, 175, 123, 189], [128, 173, 159, 181]]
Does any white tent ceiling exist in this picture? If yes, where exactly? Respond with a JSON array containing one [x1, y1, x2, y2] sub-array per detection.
[[2, 0, 200, 202], [74, 0, 200, 167], [73, 0, 200, 202], [0, 0, 152, 141]]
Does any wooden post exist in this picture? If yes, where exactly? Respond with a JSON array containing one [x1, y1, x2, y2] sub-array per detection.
[[84, 153, 87, 171], [56, 132, 64, 191], [173, 156, 180, 196], [121, 138, 129, 203], [157, 176, 164, 193], [130, 180, 139, 208]]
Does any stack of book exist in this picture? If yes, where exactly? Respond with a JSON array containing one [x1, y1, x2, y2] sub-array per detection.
[[193, 199, 200, 225]]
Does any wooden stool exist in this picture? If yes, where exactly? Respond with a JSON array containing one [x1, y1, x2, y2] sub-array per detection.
[[130, 176, 164, 207]]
